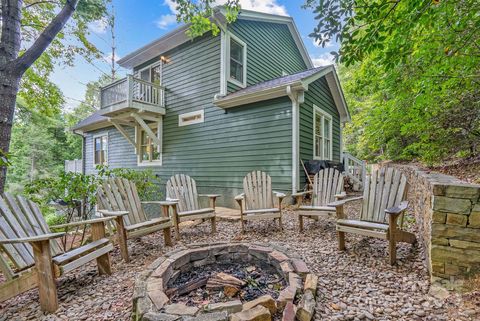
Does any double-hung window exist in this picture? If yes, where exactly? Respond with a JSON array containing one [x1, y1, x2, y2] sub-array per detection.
[[137, 123, 162, 165], [94, 135, 108, 165], [313, 105, 333, 160], [227, 34, 247, 87]]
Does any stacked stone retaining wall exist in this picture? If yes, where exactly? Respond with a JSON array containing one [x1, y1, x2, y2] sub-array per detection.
[[380, 163, 480, 280]]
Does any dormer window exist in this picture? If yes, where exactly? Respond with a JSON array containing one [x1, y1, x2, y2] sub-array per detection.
[[227, 33, 247, 88]]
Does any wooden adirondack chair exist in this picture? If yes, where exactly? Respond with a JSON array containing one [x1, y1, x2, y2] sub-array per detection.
[[166, 174, 219, 239], [292, 168, 346, 231], [330, 167, 416, 265], [96, 178, 173, 262], [235, 171, 286, 233], [0, 193, 114, 312]]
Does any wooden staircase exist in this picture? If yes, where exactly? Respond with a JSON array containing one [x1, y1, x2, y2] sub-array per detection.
[[342, 152, 367, 191]]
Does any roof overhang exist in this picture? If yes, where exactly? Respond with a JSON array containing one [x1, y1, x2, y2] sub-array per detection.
[[214, 65, 351, 123], [117, 8, 313, 69]]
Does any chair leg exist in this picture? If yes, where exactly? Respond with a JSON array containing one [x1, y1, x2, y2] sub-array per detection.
[[163, 227, 173, 246], [278, 216, 283, 231], [337, 231, 346, 251], [241, 218, 245, 234], [299, 215, 304, 232], [115, 217, 129, 262], [211, 216, 217, 234], [31, 240, 58, 313], [91, 222, 112, 275], [389, 236, 397, 265]]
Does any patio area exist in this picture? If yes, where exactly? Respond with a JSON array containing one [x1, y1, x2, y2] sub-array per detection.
[[0, 199, 476, 321]]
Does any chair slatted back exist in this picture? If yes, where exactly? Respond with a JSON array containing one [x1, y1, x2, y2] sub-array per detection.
[[166, 174, 199, 213], [96, 178, 148, 226], [0, 193, 63, 277], [243, 171, 273, 210], [312, 168, 344, 206], [360, 168, 408, 224]]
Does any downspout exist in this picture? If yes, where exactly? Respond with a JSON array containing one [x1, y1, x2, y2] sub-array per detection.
[[286, 86, 300, 193], [73, 130, 86, 174]]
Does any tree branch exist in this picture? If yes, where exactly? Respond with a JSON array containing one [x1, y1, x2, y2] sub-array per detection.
[[15, 0, 79, 74], [25, 1, 61, 9]]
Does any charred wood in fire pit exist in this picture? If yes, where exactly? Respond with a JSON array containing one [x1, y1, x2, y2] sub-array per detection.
[[166, 277, 208, 298], [206, 272, 246, 290]]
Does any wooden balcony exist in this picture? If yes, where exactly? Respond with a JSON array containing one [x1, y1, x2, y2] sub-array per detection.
[[99, 75, 165, 118]]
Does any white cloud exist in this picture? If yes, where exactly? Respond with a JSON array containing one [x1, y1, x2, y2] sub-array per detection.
[[312, 37, 333, 48], [156, 14, 177, 29], [311, 53, 335, 67], [164, 0, 178, 13], [233, 0, 288, 16], [157, 0, 287, 30], [103, 52, 121, 63], [88, 18, 108, 34]]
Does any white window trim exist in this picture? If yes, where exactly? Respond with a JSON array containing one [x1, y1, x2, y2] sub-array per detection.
[[136, 60, 162, 83], [226, 32, 247, 88], [93, 133, 108, 166], [178, 109, 204, 127], [136, 121, 163, 167], [312, 105, 333, 161]]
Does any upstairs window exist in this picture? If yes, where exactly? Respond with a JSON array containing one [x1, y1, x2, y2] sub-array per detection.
[[313, 105, 333, 160], [227, 34, 247, 87], [94, 135, 108, 165]]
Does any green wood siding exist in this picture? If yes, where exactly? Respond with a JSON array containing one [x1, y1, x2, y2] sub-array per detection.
[[86, 32, 293, 207], [227, 20, 307, 93], [299, 77, 341, 185]]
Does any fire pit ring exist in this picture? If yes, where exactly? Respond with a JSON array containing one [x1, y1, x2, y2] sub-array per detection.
[[133, 242, 318, 321]]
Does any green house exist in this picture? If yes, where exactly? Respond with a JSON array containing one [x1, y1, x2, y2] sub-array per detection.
[[73, 8, 351, 207]]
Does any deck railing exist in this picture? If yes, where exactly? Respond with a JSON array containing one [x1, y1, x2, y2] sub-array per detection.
[[100, 75, 165, 109], [343, 152, 366, 190]]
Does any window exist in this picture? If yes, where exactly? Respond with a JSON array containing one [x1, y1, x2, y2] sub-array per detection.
[[227, 34, 247, 87], [94, 135, 108, 165], [138, 124, 162, 165], [138, 62, 162, 84], [313, 105, 333, 160], [179, 110, 204, 126]]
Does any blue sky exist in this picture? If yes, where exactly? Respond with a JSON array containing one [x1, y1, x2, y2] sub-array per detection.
[[51, 0, 337, 109]]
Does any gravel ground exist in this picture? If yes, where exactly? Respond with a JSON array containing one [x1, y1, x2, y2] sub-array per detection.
[[0, 199, 478, 321]]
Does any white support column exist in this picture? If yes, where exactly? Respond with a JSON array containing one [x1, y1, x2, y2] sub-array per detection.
[[287, 86, 302, 194]]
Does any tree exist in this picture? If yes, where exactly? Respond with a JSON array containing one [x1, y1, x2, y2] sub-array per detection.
[[334, 1, 480, 163], [170, 0, 240, 37], [0, 0, 108, 193]]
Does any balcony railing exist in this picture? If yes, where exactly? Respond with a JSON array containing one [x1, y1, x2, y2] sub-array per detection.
[[100, 75, 165, 114]]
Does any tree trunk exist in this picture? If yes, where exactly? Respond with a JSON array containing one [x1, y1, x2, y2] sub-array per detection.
[[0, 70, 20, 193], [0, 0, 79, 193]]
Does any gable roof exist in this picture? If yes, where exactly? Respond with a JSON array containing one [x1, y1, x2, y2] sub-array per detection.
[[117, 8, 313, 69], [214, 65, 351, 123]]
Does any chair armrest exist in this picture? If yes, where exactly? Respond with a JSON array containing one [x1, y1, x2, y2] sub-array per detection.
[[273, 191, 286, 198], [328, 196, 364, 207], [385, 201, 408, 215], [97, 210, 129, 217], [166, 198, 179, 203], [199, 194, 221, 198], [291, 190, 312, 197], [0, 232, 65, 244], [51, 217, 115, 229], [334, 192, 347, 200], [234, 193, 245, 201], [142, 201, 178, 206]]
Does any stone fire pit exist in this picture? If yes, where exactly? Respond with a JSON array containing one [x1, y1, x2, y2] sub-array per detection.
[[133, 242, 318, 321]]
